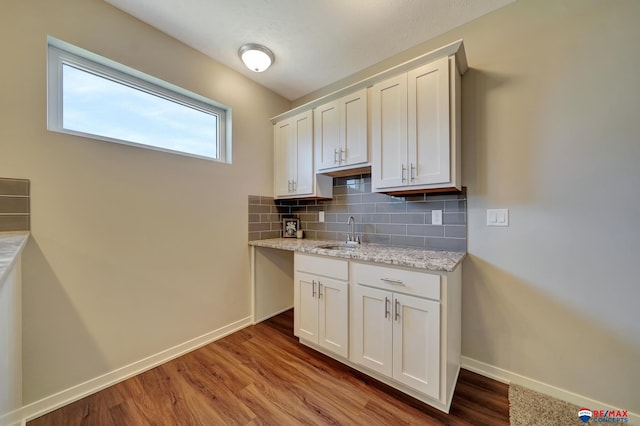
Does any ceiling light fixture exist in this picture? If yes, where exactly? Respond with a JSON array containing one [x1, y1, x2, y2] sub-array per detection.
[[238, 43, 275, 73]]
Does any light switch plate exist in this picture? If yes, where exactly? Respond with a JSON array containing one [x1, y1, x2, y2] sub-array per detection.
[[318, 211, 325, 223], [432, 210, 443, 225], [487, 209, 509, 226]]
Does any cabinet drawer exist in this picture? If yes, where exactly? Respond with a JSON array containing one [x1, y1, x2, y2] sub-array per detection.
[[351, 262, 440, 300], [295, 253, 348, 280]]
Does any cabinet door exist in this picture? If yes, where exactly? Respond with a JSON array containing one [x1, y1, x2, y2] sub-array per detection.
[[392, 293, 440, 398], [292, 111, 313, 195], [408, 57, 450, 186], [371, 74, 408, 189], [314, 100, 341, 171], [317, 277, 349, 358], [294, 271, 318, 343], [273, 119, 292, 197], [341, 88, 368, 167], [351, 285, 393, 377]]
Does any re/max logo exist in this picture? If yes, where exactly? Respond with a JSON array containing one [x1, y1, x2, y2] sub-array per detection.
[[592, 410, 628, 418]]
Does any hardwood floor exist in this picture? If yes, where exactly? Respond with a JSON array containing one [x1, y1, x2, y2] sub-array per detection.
[[29, 310, 509, 425]]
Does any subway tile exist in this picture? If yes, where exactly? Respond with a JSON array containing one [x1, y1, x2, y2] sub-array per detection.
[[344, 193, 363, 204], [443, 212, 466, 225], [360, 223, 375, 234], [277, 199, 299, 206], [390, 213, 425, 224], [424, 193, 466, 201], [361, 213, 390, 224], [406, 224, 445, 237], [324, 213, 337, 223], [260, 196, 275, 205], [248, 232, 260, 241], [290, 205, 308, 213], [317, 231, 338, 241], [305, 222, 326, 231], [348, 203, 375, 213], [402, 194, 425, 202], [248, 195, 261, 204], [375, 224, 407, 235], [260, 230, 281, 239], [363, 233, 391, 245], [391, 235, 426, 249], [406, 201, 445, 213], [272, 222, 284, 231], [305, 205, 326, 212], [327, 204, 348, 213], [376, 203, 407, 213], [445, 200, 467, 212], [250, 204, 272, 214], [261, 213, 280, 222], [0, 178, 29, 196], [249, 222, 271, 232], [298, 213, 317, 222], [303, 230, 317, 240], [271, 205, 290, 214], [444, 225, 467, 239], [336, 213, 361, 223], [425, 237, 467, 251], [298, 199, 317, 207], [0, 215, 29, 231], [327, 222, 349, 233], [362, 192, 390, 203], [0, 196, 30, 214], [333, 185, 349, 195], [248, 214, 260, 223]]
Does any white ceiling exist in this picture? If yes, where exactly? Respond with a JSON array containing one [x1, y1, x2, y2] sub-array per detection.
[[105, 0, 514, 100]]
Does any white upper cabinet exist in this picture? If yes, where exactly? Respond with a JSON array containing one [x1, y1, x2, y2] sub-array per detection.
[[372, 56, 462, 193], [314, 89, 368, 172], [274, 110, 332, 199]]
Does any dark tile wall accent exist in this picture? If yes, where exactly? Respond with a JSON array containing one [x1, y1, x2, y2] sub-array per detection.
[[249, 174, 466, 251], [0, 178, 30, 231]]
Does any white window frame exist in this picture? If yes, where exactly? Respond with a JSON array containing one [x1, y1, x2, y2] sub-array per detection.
[[47, 36, 232, 163]]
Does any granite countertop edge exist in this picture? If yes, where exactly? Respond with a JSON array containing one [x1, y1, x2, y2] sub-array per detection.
[[249, 238, 466, 273], [0, 231, 30, 285]]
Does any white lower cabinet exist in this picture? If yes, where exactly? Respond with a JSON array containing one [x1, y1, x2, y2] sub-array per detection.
[[293, 253, 461, 413], [294, 254, 349, 358], [351, 263, 441, 399]]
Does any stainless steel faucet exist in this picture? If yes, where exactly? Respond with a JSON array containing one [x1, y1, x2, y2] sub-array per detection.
[[346, 216, 361, 246]]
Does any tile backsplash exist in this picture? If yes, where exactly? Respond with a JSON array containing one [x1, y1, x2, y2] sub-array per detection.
[[0, 177, 30, 231], [249, 174, 466, 251]]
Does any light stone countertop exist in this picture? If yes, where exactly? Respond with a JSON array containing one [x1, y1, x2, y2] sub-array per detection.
[[249, 238, 465, 273], [0, 231, 30, 285]]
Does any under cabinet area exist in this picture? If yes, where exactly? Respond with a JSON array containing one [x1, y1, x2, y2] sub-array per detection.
[[294, 254, 349, 358]]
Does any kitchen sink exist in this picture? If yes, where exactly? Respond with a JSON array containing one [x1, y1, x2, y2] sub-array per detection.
[[317, 244, 359, 251]]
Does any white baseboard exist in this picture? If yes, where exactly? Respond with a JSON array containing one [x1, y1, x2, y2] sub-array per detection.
[[17, 315, 253, 423], [461, 356, 639, 425], [253, 305, 293, 324]]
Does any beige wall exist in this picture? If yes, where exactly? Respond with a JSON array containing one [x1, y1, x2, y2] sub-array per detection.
[[0, 0, 289, 403], [299, 0, 640, 414]]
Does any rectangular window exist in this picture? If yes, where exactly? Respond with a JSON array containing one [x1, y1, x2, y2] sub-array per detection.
[[47, 37, 231, 162]]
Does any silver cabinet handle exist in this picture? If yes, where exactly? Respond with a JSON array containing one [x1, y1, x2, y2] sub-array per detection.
[[380, 277, 404, 286], [287, 180, 291, 192], [401, 164, 407, 183], [292, 180, 297, 192], [312, 280, 316, 298], [318, 281, 323, 298], [410, 163, 416, 182], [395, 299, 400, 321], [384, 297, 390, 319], [340, 148, 346, 164], [334, 148, 339, 164]]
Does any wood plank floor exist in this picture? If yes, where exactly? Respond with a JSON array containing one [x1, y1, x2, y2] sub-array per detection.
[[29, 310, 509, 425]]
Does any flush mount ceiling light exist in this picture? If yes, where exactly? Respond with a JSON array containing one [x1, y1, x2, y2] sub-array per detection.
[[238, 43, 275, 72]]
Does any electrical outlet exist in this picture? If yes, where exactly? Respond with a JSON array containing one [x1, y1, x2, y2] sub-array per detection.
[[487, 209, 509, 226], [318, 211, 325, 223], [432, 210, 443, 225]]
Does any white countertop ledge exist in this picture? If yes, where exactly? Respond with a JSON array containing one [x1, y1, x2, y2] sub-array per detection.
[[249, 238, 465, 273], [0, 231, 29, 284]]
